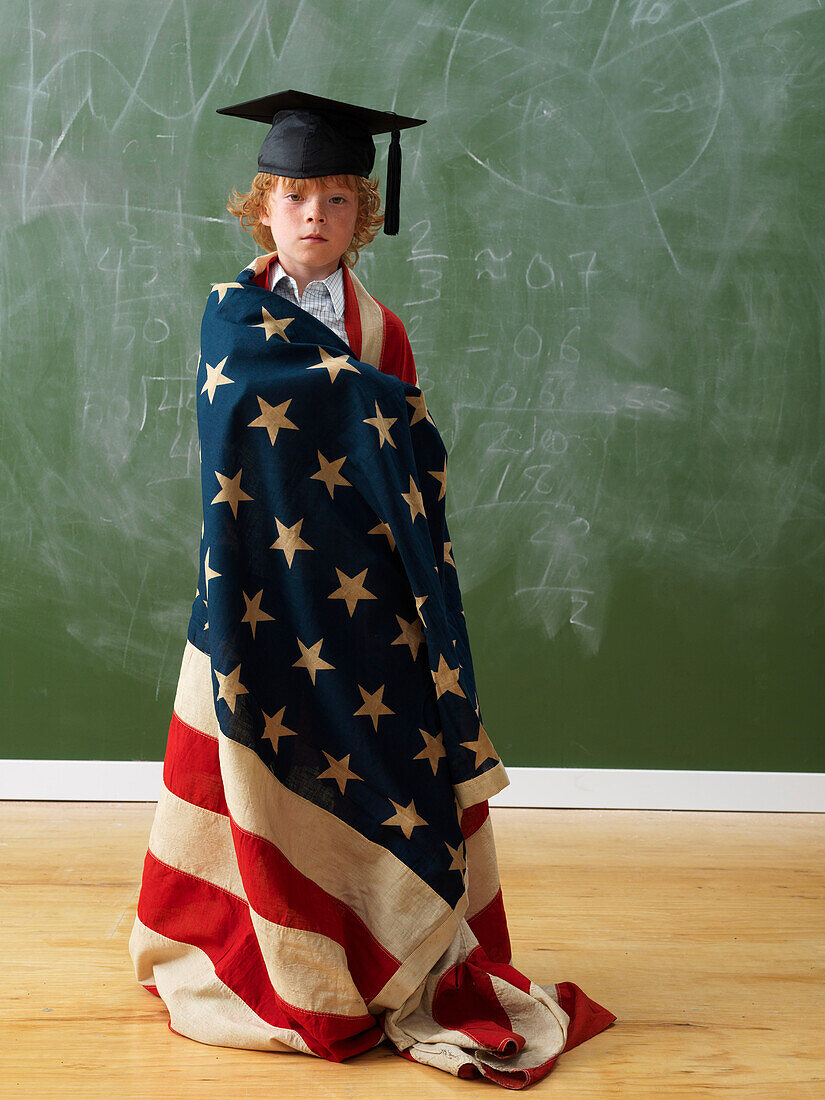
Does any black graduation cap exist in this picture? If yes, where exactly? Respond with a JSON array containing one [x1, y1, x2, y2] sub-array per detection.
[[216, 90, 426, 235]]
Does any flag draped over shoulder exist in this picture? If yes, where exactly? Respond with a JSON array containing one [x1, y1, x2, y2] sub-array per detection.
[[129, 257, 616, 1089]]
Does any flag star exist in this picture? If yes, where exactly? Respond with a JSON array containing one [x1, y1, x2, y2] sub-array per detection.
[[261, 706, 298, 751], [363, 400, 397, 448], [210, 281, 243, 303], [270, 517, 313, 567], [317, 751, 362, 795], [401, 476, 426, 523], [445, 839, 467, 874], [214, 664, 248, 714], [391, 614, 426, 660], [248, 395, 299, 444], [428, 459, 447, 501], [203, 547, 221, 597], [354, 684, 394, 731], [307, 346, 360, 381], [461, 722, 499, 769], [368, 520, 396, 551], [200, 356, 235, 404], [382, 798, 427, 840], [432, 654, 466, 700], [328, 567, 377, 616], [293, 637, 335, 684], [242, 589, 274, 639], [406, 390, 431, 425], [413, 728, 446, 775], [444, 541, 455, 568], [254, 307, 293, 342], [211, 469, 253, 518], [311, 451, 351, 497]]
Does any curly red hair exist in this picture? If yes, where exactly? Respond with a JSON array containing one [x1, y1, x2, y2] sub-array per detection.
[[226, 172, 384, 267]]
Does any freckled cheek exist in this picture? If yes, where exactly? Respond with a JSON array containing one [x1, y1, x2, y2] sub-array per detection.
[[279, 214, 302, 234], [336, 211, 358, 235]]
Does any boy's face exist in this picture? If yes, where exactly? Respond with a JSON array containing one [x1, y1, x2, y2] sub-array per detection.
[[260, 176, 358, 279]]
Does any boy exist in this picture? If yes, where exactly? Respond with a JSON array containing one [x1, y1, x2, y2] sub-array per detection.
[[221, 90, 420, 385], [128, 89, 615, 1087]]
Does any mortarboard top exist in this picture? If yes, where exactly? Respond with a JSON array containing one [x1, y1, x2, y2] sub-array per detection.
[[216, 90, 426, 235]]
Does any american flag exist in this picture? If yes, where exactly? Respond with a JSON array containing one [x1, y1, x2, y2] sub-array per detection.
[[129, 261, 616, 1087]]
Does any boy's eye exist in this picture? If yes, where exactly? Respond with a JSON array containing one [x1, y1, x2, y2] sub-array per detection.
[[329, 195, 346, 204]]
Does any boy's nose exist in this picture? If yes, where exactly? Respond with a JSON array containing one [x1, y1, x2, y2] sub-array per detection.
[[306, 201, 326, 222]]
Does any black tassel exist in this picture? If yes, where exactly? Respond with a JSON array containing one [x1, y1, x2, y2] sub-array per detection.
[[384, 127, 401, 235]]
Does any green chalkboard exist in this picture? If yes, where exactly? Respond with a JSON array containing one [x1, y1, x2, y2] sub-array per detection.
[[2, 0, 823, 770]]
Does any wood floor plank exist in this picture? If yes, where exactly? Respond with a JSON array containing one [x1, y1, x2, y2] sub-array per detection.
[[1, 802, 822, 1097]]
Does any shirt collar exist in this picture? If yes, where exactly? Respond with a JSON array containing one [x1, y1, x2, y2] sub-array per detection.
[[270, 259, 345, 320]]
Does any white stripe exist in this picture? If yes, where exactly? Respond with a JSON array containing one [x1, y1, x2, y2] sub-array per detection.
[[219, 730, 465, 995], [148, 780, 246, 898], [173, 639, 220, 737], [128, 916, 315, 1055], [346, 266, 384, 370], [464, 815, 502, 922], [144, 781, 373, 1017]]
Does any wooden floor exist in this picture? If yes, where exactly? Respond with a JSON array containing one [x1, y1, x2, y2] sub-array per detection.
[[2, 803, 823, 1098]]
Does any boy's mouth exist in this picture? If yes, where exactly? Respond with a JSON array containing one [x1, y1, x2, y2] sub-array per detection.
[[302, 234, 328, 241]]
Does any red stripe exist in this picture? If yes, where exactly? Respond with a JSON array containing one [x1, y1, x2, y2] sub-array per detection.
[[467, 943, 533, 997], [431, 943, 523, 1055], [467, 886, 512, 965], [251, 259, 273, 289], [555, 981, 618, 1053], [164, 712, 228, 816], [460, 799, 489, 840], [480, 1055, 561, 1089], [229, 817, 400, 1004], [137, 849, 384, 1062], [162, 713, 404, 1000]]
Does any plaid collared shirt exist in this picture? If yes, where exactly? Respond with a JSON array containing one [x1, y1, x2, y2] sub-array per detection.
[[269, 260, 347, 343]]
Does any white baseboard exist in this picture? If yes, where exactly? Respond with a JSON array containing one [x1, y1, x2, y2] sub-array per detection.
[[0, 760, 822, 811]]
